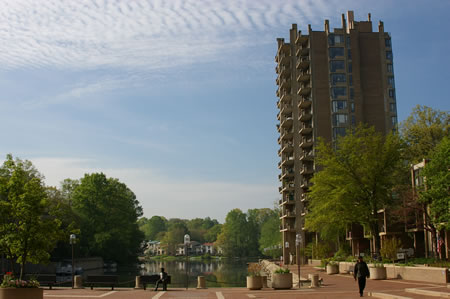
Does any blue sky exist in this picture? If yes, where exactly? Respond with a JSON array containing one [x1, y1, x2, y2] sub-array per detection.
[[1, 0, 449, 222]]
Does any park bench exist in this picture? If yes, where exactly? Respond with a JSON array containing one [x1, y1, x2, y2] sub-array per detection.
[[25, 274, 57, 289], [85, 275, 118, 290], [140, 275, 171, 290]]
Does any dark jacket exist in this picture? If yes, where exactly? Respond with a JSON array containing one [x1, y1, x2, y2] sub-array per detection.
[[354, 261, 370, 278]]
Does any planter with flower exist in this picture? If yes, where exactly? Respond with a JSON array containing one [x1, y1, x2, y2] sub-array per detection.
[[272, 268, 292, 289], [0, 272, 42, 299], [246, 263, 263, 290]]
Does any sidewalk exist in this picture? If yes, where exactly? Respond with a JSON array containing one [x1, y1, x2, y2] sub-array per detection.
[[41, 265, 449, 299]]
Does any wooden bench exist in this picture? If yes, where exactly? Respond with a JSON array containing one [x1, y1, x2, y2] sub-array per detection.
[[140, 275, 171, 290], [85, 275, 118, 290], [25, 274, 57, 290]]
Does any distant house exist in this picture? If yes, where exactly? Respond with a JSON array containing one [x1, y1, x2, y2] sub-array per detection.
[[201, 243, 215, 255], [145, 241, 161, 256]]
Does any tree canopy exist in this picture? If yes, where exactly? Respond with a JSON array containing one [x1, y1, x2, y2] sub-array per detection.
[[70, 173, 144, 263], [400, 105, 449, 163], [305, 125, 406, 251], [0, 155, 66, 279], [420, 137, 450, 230]]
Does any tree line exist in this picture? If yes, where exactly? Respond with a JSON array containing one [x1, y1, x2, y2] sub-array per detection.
[[138, 207, 282, 258]]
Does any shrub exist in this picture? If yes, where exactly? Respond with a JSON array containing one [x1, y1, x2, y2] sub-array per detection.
[[380, 237, 402, 263], [274, 267, 290, 274], [247, 263, 262, 277]]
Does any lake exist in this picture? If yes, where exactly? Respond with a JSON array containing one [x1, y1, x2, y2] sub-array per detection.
[[138, 258, 255, 288]]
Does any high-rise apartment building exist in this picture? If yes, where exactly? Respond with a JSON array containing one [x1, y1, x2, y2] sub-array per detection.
[[275, 11, 398, 264]]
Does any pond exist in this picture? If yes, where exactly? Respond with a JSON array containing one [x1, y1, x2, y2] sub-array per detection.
[[138, 258, 255, 288]]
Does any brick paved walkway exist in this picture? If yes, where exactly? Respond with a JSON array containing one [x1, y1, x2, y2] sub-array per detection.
[[42, 265, 449, 299]]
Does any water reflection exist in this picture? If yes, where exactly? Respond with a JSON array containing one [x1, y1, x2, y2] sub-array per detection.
[[140, 259, 254, 288]]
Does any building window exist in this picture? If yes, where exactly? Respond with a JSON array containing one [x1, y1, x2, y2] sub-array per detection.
[[333, 127, 346, 139], [348, 62, 352, 73], [350, 102, 355, 112], [385, 38, 392, 47], [386, 51, 393, 60], [388, 76, 395, 87], [329, 47, 345, 59], [330, 60, 345, 72], [350, 88, 354, 99], [389, 89, 396, 100], [387, 64, 393, 73], [328, 34, 344, 45], [346, 36, 351, 48], [333, 114, 348, 126], [332, 100, 347, 112], [351, 115, 356, 125], [331, 87, 347, 99], [391, 116, 397, 126], [330, 73, 346, 85], [347, 49, 352, 60], [349, 75, 353, 86], [390, 103, 396, 112]]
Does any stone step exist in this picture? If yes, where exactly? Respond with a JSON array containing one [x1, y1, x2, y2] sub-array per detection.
[[369, 292, 413, 299], [405, 288, 450, 298]]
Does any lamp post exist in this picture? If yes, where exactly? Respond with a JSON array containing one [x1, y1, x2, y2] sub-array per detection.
[[69, 234, 76, 289], [184, 234, 190, 290], [284, 241, 289, 265], [296, 233, 302, 288]]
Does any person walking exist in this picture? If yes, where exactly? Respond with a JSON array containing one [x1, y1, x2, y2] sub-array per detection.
[[354, 256, 370, 297], [154, 267, 168, 291]]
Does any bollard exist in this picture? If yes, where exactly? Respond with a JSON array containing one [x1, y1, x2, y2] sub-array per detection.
[[309, 274, 319, 288], [262, 276, 268, 288], [134, 276, 143, 289], [196, 276, 206, 289], [74, 275, 84, 289]]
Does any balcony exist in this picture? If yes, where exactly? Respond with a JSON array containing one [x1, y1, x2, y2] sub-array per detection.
[[280, 116, 293, 128], [297, 72, 310, 83], [280, 64, 291, 77], [280, 168, 294, 180], [300, 180, 311, 189], [280, 224, 296, 232], [295, 34, 308, 45], [281, 209, 296, 218], [280, 78, 291, 90], [298, 84, 311, 96], [281, 155, 294, 167], [296, 57, 310, 70], [298, 97, 312, 109], [280, 101, 293, 116], [299, 110, 312, 122], [300, 137, 313, 149], [299, 123, 312, 135], [300, 166, 314, 175], [280, 183, 295, 193], [280, 128, 294, 141], [279, 142, 294, 155], [300, 150, 314, 161], [280, 92, 291, 104], [300, 193, 307, 202]]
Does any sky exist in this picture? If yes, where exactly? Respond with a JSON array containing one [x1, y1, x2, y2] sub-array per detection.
[[1, 0, 449, 223]]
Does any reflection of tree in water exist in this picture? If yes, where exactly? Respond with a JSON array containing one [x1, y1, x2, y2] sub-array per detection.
[[141, 259, 252, 287]]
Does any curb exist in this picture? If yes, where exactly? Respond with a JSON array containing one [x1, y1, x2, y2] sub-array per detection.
[[405, 288, 450, 298], [369, 292, 412, 299]]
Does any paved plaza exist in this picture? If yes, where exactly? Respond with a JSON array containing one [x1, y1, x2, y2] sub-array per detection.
[[41, 265, 450, 299]]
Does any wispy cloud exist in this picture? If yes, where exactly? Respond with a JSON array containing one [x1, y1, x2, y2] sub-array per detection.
[[0, 0, 333, 71]]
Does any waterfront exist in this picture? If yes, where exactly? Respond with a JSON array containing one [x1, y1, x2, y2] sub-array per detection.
[[138, 258, 254, 288]]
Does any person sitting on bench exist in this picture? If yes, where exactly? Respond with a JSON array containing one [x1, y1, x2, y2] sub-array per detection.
[[154, 267, 168, 291]]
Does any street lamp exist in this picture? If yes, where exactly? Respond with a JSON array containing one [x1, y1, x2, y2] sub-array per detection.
[[69, 234, 76, 289], [184, 234, 190, 290], [285, 241, 289, 265], [296, 233, 302, 289]]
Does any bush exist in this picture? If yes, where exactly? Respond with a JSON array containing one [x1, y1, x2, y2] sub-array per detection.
[[380, 238, 402, 263], [247, 263, 262, 277], [274, 267, 290, 274]]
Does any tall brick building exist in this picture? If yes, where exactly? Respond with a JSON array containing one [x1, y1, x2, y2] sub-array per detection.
[[275, 11, 398, 263]]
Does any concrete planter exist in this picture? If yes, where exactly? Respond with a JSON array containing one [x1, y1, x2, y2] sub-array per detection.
[[0, 288, 43, 299], [246, 276, 262, 290], [369, 267, 387, 280], [272, 273, 293, 289], [326, 264, 339, 275]]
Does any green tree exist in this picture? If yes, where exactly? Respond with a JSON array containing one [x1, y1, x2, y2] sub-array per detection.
[[70, 173, 144, 263], [0, 155, 64, 279], [258, 209, 281, 258], [216, 209, 256, 257], [204, 224, 222, 243], [305, 125, 405, 252], [400, 105, 449, 163], [138, 215, 167, 241], [420, 137, 450, 230]]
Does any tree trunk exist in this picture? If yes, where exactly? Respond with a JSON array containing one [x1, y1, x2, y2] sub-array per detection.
[[370, 217, 380, 255]]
